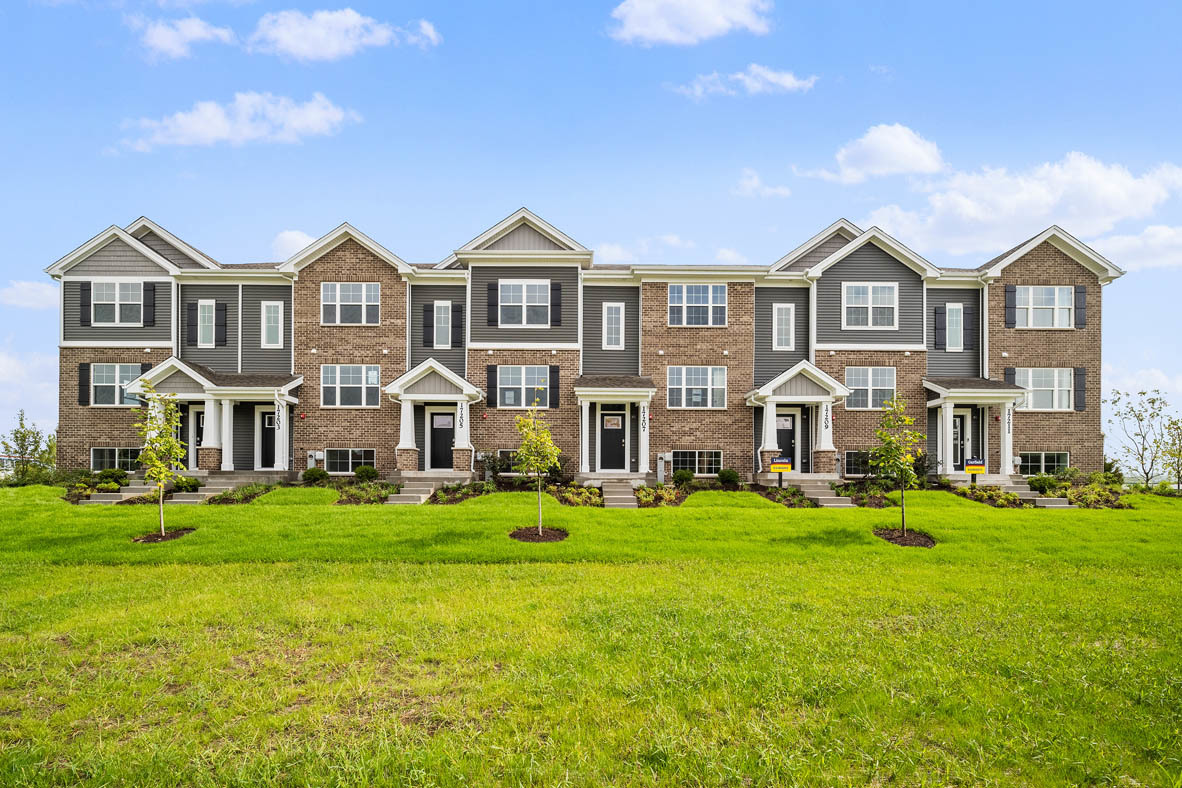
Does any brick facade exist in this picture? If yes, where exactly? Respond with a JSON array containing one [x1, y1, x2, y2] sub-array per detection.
[[57, 347, 158, 470]]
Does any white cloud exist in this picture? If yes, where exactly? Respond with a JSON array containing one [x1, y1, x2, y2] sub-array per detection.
[[610, 0, 772, 45], [733, 167, 790, 198], [715, 247, 748, 264], [0, 281, 58, 310], [673, 72, 733, 100], [0, 350, 58, 434], [1086, 225, 1182, 272], [656, 234, 695, 248], [248, 9, 439, 61], [597, 243, 636, 263], [123, 91, 361, 152], [1103, 363, 1182, 399], [596, 234, 697, 263], [803, 123, 944, 184], [271, 230, 316, 260], [674, 63, 815, 100], [406, 19, 442, 48], [125, 14, 234, 60]]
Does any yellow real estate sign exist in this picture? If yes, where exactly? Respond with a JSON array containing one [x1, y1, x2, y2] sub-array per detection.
[[769, 458, 793, 473]]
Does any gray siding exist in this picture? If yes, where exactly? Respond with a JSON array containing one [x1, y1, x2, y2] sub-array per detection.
[[156, 369, 204, 394], [754, 287, 809, 385], [179, 284, 238, 372], [233, 403, 254, 470], [926, 288, 981, 376], [484, 225, 566, 251], [469, 265, 579, 344], [582, 285, 640, 375], [415, 405, 425, 471], [62, 279, 172, 343], [773, 375, 827, 397], [783, 233, 853, 272], [815, 242, 924, 344], [68, 238, 171, 277], [406, 371, 462, 396], [241, 284, 292, 374], [410, 284, 466, 376], [137, 231, 205, 270]]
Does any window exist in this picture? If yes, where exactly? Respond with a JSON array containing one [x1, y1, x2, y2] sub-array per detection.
[[92, 363, 141, 406], [498, 365, 549, 408], [668, 284, 726, 326], [432, 301, 451, 349], [602, 302, 624, 350], [261, 301, 283, 349], [498, 280, 549, 327], [845, 367, 896, 410], [91, 447, 140, 471], [320, 365, 381, 408], [197, 299, 215, 348], [1019, 452, 1070, 475], [843, 282, 897, 329], [667, 366, 726, 409], [1015, 368, 1073, 411], [672, 450, 722, 475], [1015, 286, 1073, 329], [946, 302, 964, 352], [321, 283, 380, 325], [325, 448, 376, 474], [92, 282, 142, 326], [772, 303, 795, 351], [844, 451, 871, 476]]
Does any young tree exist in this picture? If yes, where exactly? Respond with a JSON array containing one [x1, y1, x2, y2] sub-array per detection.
[[1162, 415, 1182, 491], [133, 382, 187, 537], [1, 410, 46, 484], [1105, 389, 1169, 487], [869, 398, 926, 536], [514, 403, 561, 536]]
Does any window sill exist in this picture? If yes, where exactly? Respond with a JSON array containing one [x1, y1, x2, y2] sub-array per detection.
[[1016, 408, 1076, 413], [666, 324, 729, 329], [92, 323, 144, 329], [495, 324, 552, 330], [665, 406, 728, 411], [839, 326, 899, 332], [320, 406, 382, 410], [318, 322, 381, 327], [89, 404, 138, 409], [261, 344, 284, 350], [1012, 327, 1075, 331]]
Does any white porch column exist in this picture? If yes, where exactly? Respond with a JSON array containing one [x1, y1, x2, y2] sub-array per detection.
[[220, 399, 235, 470], [638, 401, 650, 474], [397, 398, 415, 450], [760, 402, 778, 452], [817, 400, 835, 451], [1000, 402, 1015, 474], [579, 400, 590, 473], [273, 402, 288, 471], [455, 400, 471, 449], [202, 399, 221, 447], [983, 405, 991, 474], [941, 402, 955, 474]]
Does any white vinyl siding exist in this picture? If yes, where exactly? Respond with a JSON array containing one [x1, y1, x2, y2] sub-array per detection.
[[92, 281, 142, 326], [498, 280, 549, 327], [1015, 368, 1073, 411], [321, 282, 380, 325], [842, 282, 898, 330], [602, 302, 624, 350], [772, 303, 795, 351], [320, 365, 381, 408], [261, 301, 283, 349], [668, 284, 726, 326], [497, 365, 549, 408], [667, 366, 726, 409], [1015, 286, 1073, 329], [845, 367, 895, 410], [92, 363, 141, 407]]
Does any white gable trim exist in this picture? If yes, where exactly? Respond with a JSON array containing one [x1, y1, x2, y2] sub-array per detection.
[[279, 223, 411, 274], [45, 226, 181, 277], [385, 357, 483, 401], [125, 356, 217, 395], [749, 360, 851, 403], [981, 225, 1125, 284], [806, 227, 941, 280], [125, 217, 220, 269], [459, 207, 585, 253], [770, 219, 862, 272]]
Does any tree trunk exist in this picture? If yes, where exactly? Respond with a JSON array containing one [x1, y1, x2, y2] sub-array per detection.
[[900, 483, 907, 536], [537, 475, 543, 536], [158, 481, 165, 537]]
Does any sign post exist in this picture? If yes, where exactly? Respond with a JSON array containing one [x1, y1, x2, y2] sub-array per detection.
[[965, 457, 985, 487], [769, 457, 792, 488]]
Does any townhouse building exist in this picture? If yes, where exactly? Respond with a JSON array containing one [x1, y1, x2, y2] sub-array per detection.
[[46, 209, 1124, 483]]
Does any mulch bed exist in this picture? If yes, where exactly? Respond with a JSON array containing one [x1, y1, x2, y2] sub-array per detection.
[[509, 527, 569, 543], [132, 528, 195, 544], [874, 528, 935, 548]]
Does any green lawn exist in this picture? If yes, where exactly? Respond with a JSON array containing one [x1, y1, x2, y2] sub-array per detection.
[[0, 486, 1179, 786]]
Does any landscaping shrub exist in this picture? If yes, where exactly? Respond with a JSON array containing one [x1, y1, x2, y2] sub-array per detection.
[[337, 481, 397, 505], [763, 486, 815, 508], [1069, 483, 1130, 509], [548, 484, 603, 507], [636, 484, 681, 507], [717, 468, 741, 487], [1152, 480, 1180, 497], [1087, 470, 1123, 487], [207, 483, 274, 505], [480, 451, 513, 481], [353, 465, 379, 483], [172, 476, 202, 493], [672, 469, 694, 487], [1027, 473, 1065, 496], [95, 481, 120, 493], [96, 468, 128, 487], [833, 478, 895, 508], [1054, 466, 1083, 485], [951, 485, 1028, 508], [302, 467, 330, 485]]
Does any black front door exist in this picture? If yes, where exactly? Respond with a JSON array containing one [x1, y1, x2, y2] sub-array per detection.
[[430, 412, 455, 469], [261, 412, 276, 469], [775, 413, 796, 470], [600, 411, 626, 470], [952, 414, 966, 472]]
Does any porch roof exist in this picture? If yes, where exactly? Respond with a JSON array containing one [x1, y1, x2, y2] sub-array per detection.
[[573, 374, 655, 390], [125, 356, 302, 401], [384, 358, 484, 402], [923, 376, 1025, 406]]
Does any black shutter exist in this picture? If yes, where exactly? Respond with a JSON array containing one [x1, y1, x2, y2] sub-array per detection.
[[423, 303, 433, 347], [78, 363, 90, 406], [140, 362, 152, 375], [1004, 285, 1016, 329], [1074, 285, 1087, 329], [79, 282, 91, 327], [964, 306, 978, 350], [1074, 367, 1086, 411], [548, 365, 559, 408], [486, 365, 497, 408], [1004, 367, 1016, 385], [143, 283, 155, 327], [451, 302, 463, 345], [933, 305, 946, 350], [186, 303, 197, 346], [487, 281, 497, 326], [214, 302, 227, 346], [550, 282, 562, 327]]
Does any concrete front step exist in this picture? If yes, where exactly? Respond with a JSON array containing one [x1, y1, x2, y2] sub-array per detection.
[[806, 495, 856, 508], [386, 479, 444, 505], [1035, 497, 1073, 508], [601, 482, 637, 508], [387, 492, 431, 505]]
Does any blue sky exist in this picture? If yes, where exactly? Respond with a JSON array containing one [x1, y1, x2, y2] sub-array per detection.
[[3, 0, 1182, 434]]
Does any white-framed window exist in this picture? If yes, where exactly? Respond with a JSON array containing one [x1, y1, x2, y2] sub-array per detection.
[[498, 279, 549, 327], [844, 451, 871, 476], [772, 303, 795, 351], [602, 302, 624, 350], [1015, 286, 1073, 329], [945, 302, 964, 352], [91, 447, 141, 471], [92, 281, 142, 326], [845, 367, 896, 410], [672, 450, 722, 475], [1015, 368, 1073, 411], [91, 363, 141, 407], [433, 300, 452, 349], [667, 366, 726, 409], [668, 284, 726, 327], [842, 282, 898, 330], [197, 299, 215, 348], [1019, 451, 1070, 475], [261, 301, 283, 349], [325, 448, 376, 474], [320, 365, 381, 408], [498, 365, 549, 408], [321, 282, 380, 325]]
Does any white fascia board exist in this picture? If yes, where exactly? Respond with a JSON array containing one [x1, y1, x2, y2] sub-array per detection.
[[279, 223, 411, 274], [806, 227, 941, 280], [458, 207, 587, 253], [755, 359, 851, 399], [403, 268, 468, 285], [455, 251, 593, 268], [124, 217, 221, 269], [814, 343, 928, 352], [574, 388, 656, 403], [45, 226, 181, 277], [770, 219, 862, 272], [125, 356, 218, 394], [173, 272, 293, 285], [927, 277, 985, 288], [468, 342, 581, 351], [61, 341, 174, 348], [385, 358, 482, 399], [981, 226, 1125, 283]]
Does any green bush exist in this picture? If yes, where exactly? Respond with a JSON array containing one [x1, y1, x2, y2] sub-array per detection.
[[172, 476, 202, 493], [1027, 473, 1062, 495], [1054, 466, 1082, 484], [96, 468, 128, 487], [353, 465, 379, 483], [337, 481, 397, 505], [480, 451, 513, 480], [302, 467, 330, 485], [95, 481, 120, 493], [1153, 480, 1179, 497], [1069, 483, 1129, 509], [672, 469, 694, 487], [636, 484, 680, 507], [548, 484, 603, 507], [717, 468, 741, 486]]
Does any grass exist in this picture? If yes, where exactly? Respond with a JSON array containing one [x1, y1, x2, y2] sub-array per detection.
[[252, 486, 340, 506], [0, 485, 1179, 785]]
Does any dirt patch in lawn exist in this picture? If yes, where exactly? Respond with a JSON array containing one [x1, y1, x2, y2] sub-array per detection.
[[133, 528, 195, 544], [509, 527, 569, 543], [874, 528, 935, 548]]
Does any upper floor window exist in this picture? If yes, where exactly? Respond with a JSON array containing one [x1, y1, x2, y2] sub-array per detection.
[[843, 282, 897, 330], [92, 363, 140, 407], [846, 366, 895, 410], [945, 302, 964, 352], [93, 282, 142, 326], [261, 301, 283, 349], [667, 366, 726, 409], [322, 283, 380, 325], [498, 365, 548, 408], [602, 302, 624, 350], [1015, 368, 1073, 411], [197, 299, 215, 348], [433, 301, 452, 349], [499, 280, 549, 327], [772, 303, 795, 351], [1015, 286, 1073, 328], [668, 284, 726, 326], [321, 364, 380, 408]]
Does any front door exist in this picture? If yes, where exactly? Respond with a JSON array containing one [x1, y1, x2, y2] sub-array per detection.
[[260, 412, 276, 469], [952, 414, 967, 472], [600, 412, 626, 470], [429, 412, 455, 469], [776, 413, 796, 470], [189, 410, 204, 470]]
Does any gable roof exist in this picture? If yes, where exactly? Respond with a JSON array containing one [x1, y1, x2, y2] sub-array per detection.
[[385, 358, 483, 401], [125, 217, 220, 269], [45, 225, 182, 277], [748, 360, 851, 401], [806, 227, 942, 280], [436, 207, 590, 268], [770, 219, 862, 272], [977, 225, 1125, 283], [278, 222, 411, 275]]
